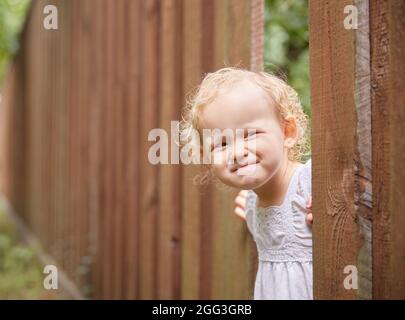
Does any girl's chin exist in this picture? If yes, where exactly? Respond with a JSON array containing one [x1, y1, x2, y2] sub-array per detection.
[[227, 174, 267, 190], [234, 163, 259, 176]]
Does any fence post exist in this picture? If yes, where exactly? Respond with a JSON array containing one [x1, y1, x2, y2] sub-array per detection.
[[310, 0, 405, 299]]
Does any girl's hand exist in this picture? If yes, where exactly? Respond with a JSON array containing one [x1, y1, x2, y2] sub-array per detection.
[[234, 190, 248, 220], [306, 196, 313, 226]]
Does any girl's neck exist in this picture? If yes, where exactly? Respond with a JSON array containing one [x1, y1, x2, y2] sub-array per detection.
[[254, 159, 302, 208]]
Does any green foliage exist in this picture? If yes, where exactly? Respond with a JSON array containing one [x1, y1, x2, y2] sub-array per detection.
[[264, 0, 310, 116], [0, 0, 30, 85], [0, 202, 66, 299]]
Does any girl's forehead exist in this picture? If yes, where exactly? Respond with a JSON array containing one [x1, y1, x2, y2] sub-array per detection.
[[201, 84, 278, 130]]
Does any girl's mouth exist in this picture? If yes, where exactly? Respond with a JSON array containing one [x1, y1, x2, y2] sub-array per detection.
[[235, 163, 258, 176]]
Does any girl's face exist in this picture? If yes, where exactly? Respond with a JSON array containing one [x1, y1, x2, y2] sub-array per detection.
[[200, 80, 293, 190]]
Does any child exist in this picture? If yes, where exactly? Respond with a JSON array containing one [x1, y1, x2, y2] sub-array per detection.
[[181, 67, 313, 300]]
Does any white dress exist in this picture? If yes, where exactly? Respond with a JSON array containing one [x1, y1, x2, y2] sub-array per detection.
[[245, 159, 313, 300]]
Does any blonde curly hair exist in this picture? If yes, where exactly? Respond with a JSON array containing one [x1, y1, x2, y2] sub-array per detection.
[[181, 67, 309, 165]]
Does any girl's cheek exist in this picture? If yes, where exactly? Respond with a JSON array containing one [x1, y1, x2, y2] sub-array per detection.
[[210, 150, 220, 165], [251, 139, 268, 158], [211, 162, 229, 181], [211, 150, 228, 167]]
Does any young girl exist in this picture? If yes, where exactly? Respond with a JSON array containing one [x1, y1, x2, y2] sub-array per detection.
[[181, 67, 313, 300]]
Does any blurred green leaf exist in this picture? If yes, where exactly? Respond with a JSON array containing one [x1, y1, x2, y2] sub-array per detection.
[[0, 201, 68, 299], [0, 0, 30, 85]]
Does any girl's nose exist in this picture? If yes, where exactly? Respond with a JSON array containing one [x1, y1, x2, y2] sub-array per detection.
[[233, 145, 249, 165]]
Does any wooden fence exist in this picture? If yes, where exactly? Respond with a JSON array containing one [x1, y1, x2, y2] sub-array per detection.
[[0, 0, 263, 299], [1, 0, 405, 300], [310, 0, 405, 299]]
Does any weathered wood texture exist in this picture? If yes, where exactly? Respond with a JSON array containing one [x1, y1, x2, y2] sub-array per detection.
[[0, 0, 263, 299], [370, 0, 405, 300], [310, 0, 405, 299]]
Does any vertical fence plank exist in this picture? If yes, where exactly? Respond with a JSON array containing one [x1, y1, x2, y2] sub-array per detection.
[[354, 0, 373, 299], [198, 0, 215, 300], [100, 0, 115, 298], [138, 0, 160, 300], [371, 0, 405, 299], [112, 0, 125, 299], [210, 0, 229, 299], [157, 0, 183, 299], [309, 0, 363, 299], [387, 0, 405, 299], [25, 0, 43, 270], [250, 0, 264, 73], [123, 0, 142, 300], [370, 0, 390, 300], [87, 0, 102, 298], [180, 0, 203, 300]]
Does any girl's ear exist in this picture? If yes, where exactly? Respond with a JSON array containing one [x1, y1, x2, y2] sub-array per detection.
[[283, 115, 298, 148]]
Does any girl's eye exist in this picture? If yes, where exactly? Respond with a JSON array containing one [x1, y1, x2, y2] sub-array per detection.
[[212, 141, 227, 151], [246, 132, 257, 139], [217, 142, 228, 149]]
